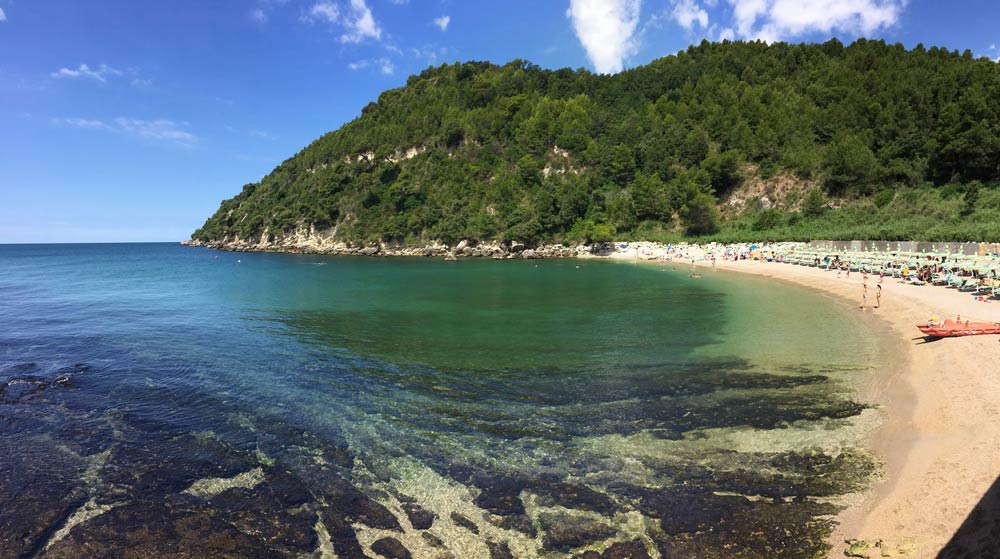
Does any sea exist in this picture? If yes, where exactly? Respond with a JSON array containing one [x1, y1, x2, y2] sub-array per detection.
[[0, 243, 883, 558]]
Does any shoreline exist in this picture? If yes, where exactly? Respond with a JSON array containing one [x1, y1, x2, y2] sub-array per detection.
[[700, 258, 1000, 559]]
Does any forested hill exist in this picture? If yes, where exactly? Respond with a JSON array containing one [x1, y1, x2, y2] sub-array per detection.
[[193, 39, 1000, 247]]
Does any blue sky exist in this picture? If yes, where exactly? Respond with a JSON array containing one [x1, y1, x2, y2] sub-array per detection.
[[1, 0, 998, 243]]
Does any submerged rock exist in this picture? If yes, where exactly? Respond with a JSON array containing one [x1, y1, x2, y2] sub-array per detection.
[[539, 512, 617, 552], [320, 511, 369, 559], [371, 536, 411, 559], [421, 532, 446, 548], [487, 540, 515, 559], [39, 500, 278, 559], [573, 540, 652, 559], [450, 511, 479, 534], [400, 501, 435, 529], [533, 482, 616, 515]]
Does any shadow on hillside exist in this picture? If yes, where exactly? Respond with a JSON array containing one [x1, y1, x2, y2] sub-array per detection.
[[936, 472, 1000, 558]]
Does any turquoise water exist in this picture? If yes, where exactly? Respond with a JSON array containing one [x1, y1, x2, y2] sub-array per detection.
[[0, 244, 881, 558]]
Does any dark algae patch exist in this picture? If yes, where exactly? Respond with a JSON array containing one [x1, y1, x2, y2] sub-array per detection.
[[0, 246, 884, 558]]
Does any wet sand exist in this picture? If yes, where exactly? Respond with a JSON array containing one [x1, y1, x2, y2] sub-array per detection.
[[708, 258, 1000, 558]]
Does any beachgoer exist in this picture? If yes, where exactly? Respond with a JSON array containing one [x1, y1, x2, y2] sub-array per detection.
[[860, 282, 868, 309], [875, 283, 882, 308]]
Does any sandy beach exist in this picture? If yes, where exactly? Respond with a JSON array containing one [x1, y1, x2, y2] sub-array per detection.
[[698, 257, 1000, 558]]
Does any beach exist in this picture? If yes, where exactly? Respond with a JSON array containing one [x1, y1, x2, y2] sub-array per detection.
[[699, 256, 1000, 558]]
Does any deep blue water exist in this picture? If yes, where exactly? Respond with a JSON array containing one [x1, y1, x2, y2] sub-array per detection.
[[0, 243, 879, 558]]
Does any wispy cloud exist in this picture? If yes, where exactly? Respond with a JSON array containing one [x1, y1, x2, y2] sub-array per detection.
[[60, 118, 109, 130], [348, 57, 394, 75], [433, 15, 450, 31], [724, 0, 907, 42], [56, 117, 197, 147], [51, 64, 123, 83], [409, 46, 448, 63], [114, 118, 197, 146], [0, 8, 7, 22], [567, 0, 641, 74], [250, 0, 290, 24]]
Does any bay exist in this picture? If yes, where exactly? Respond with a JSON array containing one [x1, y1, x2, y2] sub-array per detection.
[[0, 243, 881, 558]]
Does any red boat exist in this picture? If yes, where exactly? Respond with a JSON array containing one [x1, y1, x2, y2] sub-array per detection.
[[917, 317, 1000, 337]]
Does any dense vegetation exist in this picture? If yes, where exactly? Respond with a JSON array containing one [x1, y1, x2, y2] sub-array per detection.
[[193, 39, 1000, 245]]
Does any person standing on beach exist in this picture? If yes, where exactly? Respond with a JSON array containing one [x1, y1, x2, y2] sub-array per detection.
[[860, 281, 868, 309], [875, 283, 882, 308]]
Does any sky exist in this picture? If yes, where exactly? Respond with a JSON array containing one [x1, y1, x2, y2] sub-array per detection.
[[1, 0, 998, 243]]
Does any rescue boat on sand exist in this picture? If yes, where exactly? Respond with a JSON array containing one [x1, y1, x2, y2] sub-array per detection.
[[916, 317, 1000, 337]]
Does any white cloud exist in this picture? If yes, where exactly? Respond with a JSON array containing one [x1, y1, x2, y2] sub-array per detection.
[[718, 26, 735, 41], [340, 0, 381, 43], [250, 8, 267, 22], [725, 0, 907, 42], [304, 0, 381, 43], [0, 8, 7, 22], [130, 78, 153, 88], [433, 15, 450, 31], [50, 64, 123, 83], [672, 0, 709, 30], [728, 0, 767, 37], [567, 0, 641, 74], [348, 57, 394, 75], [304, 1, 339, 23], [57, 117, 197, 146]]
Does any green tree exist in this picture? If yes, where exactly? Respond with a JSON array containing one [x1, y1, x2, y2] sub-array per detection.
[[630, 173, 669, 220], [681, 193, 720, 235], [680, 128, 709, 167], [823, 134, 877, 194], [701, 150, 743, 194], [802, 188, 826, 217]]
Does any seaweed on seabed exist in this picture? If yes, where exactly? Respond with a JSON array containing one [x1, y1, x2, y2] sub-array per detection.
[[618, 484, 839, 559]]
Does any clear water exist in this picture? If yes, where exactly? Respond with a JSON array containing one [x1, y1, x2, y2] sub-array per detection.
[[0, 244, 882, 558]]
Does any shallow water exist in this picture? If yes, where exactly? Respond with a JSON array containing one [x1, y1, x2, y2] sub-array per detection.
[[0, 244, 881, 558]]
